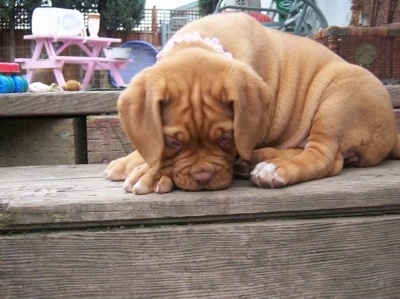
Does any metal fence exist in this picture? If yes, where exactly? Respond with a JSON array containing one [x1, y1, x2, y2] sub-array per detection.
[[0, 7, 200, 33]]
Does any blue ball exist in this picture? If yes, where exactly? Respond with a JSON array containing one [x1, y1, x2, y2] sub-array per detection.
[[12, 75, 28, 92], [0, 75, 15, 93]]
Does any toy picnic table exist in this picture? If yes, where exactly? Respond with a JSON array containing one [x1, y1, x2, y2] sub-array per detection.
[[15, 35, 128, 89]]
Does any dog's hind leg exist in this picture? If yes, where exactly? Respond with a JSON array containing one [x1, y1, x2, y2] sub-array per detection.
[[343, 124, 399, 167]]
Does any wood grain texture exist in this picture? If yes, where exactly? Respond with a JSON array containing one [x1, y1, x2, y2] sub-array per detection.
[[0, 118, 76, 166], [1, 160, 400, 230], [388, 85, 400, 108], [86, 115, 133, 164], [0, 86, 398, 118], [1, 215, 400, 298], [0, 91, 120, 117]]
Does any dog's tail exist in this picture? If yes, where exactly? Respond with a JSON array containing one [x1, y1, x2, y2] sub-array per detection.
[[390, 134, 400, 159]]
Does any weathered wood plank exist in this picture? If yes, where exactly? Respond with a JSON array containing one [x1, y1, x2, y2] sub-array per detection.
[[86, 115, 133, 164], [0, 86, 398, 118], [1, 160, 400, 230], [0, 91, 121, 117], [0, 118, 77, 166], [388, 85, 400, 108], [1, 215, 399, 298]]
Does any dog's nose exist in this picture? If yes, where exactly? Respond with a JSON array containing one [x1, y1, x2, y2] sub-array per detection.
[[192, 171, 213, 184]]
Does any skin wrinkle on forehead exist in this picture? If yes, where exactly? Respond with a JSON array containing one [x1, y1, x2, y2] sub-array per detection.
[[191, 80, 204, 137], [158, 50, 234, 144], [162, 73, 233, 149], [190, 80, 233, 146]]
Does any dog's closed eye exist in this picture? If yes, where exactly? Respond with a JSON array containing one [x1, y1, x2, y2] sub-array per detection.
[[219, 131, 234, 150], [164, 136, 183, 154]]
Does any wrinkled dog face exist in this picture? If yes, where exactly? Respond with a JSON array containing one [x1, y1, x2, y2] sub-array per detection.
[[119, 50, 266, 192], [158, 77, 237, 191]]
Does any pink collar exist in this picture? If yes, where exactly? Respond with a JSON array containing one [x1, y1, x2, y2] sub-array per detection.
[[157, 32, 233, 62]]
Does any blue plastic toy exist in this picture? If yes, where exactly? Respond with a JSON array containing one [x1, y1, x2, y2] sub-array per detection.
[[0, 62, 28, 93]]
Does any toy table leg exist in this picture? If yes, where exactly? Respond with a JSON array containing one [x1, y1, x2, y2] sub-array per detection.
[[52, 68, 66, 87], [110, 65, 125, 87], [81, 62, 96, 90]]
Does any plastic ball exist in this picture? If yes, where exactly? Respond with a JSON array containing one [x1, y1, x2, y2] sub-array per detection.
[[12, 75, 28, 92], [0, 75, 15, 93]]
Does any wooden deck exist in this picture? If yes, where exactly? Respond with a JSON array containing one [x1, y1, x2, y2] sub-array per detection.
[[1, 161, 400, 297], [2, 161, 400, 230], [0, 85, 399, 117], [0, 90, 121, 117], [1, 86, 400, 297], [0, 90, 123, 165], [0, 86, 399, 165]]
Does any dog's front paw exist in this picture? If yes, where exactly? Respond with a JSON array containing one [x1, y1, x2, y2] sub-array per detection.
[[250, 162, 287, 188], [104, 151, 145, 181], [123, 165, 174, 195], [104, 157, 131, 181]]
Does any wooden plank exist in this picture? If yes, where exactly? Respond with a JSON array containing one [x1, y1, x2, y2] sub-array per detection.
[[53, 56, 127, 62], [1, 160, 400, 230], [0, 91, 121, 117], [73, 116, 88, 164], [395, 109, 400, 130], [1, 215, 400, 298], [388, 85, 400, 108], [0, 118, 76, 166], [0, 86, 398, 118], [86, 115, 133, 164]]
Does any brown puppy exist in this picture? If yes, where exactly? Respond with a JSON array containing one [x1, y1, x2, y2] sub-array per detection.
[[104, 13, 400, 194]]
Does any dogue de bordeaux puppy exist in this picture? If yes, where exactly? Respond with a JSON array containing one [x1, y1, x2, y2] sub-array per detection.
[[104, 13, 400, 194]]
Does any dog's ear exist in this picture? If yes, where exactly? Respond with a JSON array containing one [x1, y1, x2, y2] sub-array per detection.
[[117, 71, 166, 167], [223, 62, 274, 161]]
